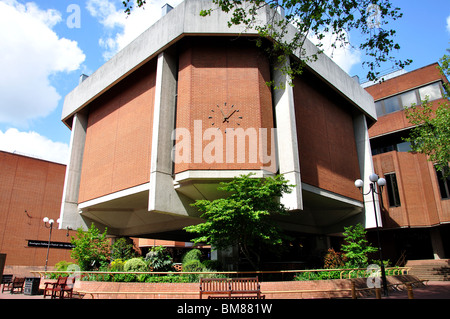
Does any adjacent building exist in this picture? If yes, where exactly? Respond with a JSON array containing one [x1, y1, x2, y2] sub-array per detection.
[[364, 63, 450, 261], [0, 151, 73, 273], [59, 0, 378, 267]]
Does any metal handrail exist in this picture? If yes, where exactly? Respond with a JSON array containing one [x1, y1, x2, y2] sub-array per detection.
[[30, 266, 410, 280]]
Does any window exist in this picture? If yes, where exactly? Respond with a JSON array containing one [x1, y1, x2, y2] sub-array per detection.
[[384, 173, 401, 207], [375, 101, 384, 117], [419, 82, 443, 101], [383, 95, 402, 114], [396, 141, 411, 152], [374, 81, 444, 117], [435, 166, 450, 199], [400, 90, 418, 108]]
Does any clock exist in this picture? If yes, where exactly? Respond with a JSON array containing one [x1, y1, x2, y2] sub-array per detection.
[[209, 102, 242, 133]]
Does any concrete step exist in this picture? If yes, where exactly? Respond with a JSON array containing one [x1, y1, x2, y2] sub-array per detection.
[[406, 259, 450, 281]]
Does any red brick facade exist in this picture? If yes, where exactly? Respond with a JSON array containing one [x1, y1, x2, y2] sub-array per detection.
[[78, 60, 157, 203], [0, 151, 74, 267], [174, 38, 275, 173], [365, 63, 450, 228], [293, 71, 361, 201]]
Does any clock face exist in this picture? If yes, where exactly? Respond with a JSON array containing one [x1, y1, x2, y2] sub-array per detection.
[[209, 102, 242, 133]]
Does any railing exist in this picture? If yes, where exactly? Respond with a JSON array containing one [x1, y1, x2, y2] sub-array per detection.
[[30, 267, 418, 299], [30, 266, 410, 282]]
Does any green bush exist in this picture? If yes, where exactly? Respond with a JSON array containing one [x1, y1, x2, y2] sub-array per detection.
[[183, 259, 205, 272], [145, 246, 174, 271], [124, 258, 148, 272], [111, 237, 137, 261], [109, 258, 125, 271], [182, 249, 203, 264], [55, 260, 75, 271]]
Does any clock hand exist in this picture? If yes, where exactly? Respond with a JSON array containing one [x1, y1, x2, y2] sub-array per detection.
[[223, 110, 236, 123]]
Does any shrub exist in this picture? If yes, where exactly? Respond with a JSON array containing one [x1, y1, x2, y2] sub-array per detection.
[[145, 246, 173, 271], [55, 260, 75, 271], [110, 258, 125, 271], [182, 249, 203, 264], [70, 223, 110, 271], [323, 248, 347, 269], [124, 258, 148, 272], [111, 237, 137, 261], [183, 259, 205, 272]]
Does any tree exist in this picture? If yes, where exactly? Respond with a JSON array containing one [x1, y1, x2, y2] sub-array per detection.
[[184, 174, 293, 270], [404, 54, 450, 177], [341, 223, 377, 268], [70, 223, 110, 271], [122, 0, 411, 84]]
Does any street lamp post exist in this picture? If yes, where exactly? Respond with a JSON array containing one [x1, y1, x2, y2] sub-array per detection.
[[43, 217, 60, 272], [354, 173, 388, 296]]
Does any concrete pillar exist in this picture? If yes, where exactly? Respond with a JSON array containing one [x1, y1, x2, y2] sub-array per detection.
[[272, 57, 303, 211], [353, 113, 382, 228], [430, 227, 445, 259], [59, 110, 88, 231], [148, 49, 189, 215]]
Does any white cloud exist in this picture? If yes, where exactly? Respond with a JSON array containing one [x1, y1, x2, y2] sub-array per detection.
[[0, 128, 69, 164], [0, 0, 85, 126], [447, 15, 450, 33], [308, 29, 361, 74], [87, 0, 183, 60]]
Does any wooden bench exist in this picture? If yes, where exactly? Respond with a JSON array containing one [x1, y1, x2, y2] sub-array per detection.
[[199, 277, 265, 299], [2, 277, 25, 294]]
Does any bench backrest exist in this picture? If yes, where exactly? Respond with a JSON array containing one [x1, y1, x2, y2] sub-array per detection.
[[200, 278, 230, 292], [230, 277, 260, 292]]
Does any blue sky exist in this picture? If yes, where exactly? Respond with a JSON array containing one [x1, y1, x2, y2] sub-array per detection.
[[0, 0, 449, 165]]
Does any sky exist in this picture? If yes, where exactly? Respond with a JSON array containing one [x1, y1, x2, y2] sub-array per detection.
[[0, 0, 449, 165]]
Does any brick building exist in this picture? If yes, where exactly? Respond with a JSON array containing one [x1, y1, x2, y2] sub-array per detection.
[[59, 0, 378, 268], [0, 151, 74, 272], [364, 63, 450, 261]]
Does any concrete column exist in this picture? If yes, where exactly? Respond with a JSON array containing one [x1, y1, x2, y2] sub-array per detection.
[[430, 227, 445, 259], [272, 57, 303, 210], [59, 110, 88, 231], [148, 50, 189, 215], [353, 113, 382, 228]]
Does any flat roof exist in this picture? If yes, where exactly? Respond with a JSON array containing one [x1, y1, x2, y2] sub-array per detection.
[[62, 0, 376, 127]]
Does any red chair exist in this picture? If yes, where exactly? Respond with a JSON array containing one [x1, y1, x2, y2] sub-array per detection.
[[43, 276, 67, 298], [53, 276, 76, 299]]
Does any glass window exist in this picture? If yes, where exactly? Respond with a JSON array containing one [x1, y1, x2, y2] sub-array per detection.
[[419, 82, 443, 102], [375, 101, 384, 117], [435, 166, 450, 199], [383, 96, 402, 114], [396, 141, 411, 152], [400, 90, 418, 108], [385, 173, 401, 207]]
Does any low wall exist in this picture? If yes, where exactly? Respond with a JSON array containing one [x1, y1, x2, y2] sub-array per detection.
[[76, 275, 420, 299]]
